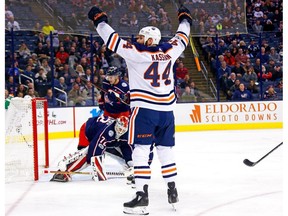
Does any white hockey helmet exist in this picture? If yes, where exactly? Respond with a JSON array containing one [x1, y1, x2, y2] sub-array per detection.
[[115, 116, 129, 139], [138, 26, 161, 45]]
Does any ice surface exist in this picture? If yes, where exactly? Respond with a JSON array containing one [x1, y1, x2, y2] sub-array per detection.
[[5, 129, 284, 216]]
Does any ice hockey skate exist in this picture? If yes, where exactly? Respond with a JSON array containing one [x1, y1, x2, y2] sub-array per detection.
[[167, 182, 179, 211], [123, 184, 149, 215], [50, 172, 71, 182]]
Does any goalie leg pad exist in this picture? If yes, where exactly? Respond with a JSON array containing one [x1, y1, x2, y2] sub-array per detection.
[[91, 155, 107, 181], [58, 146, 88, 172]]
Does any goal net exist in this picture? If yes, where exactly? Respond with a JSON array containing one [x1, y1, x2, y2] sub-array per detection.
[[5, 97, 49, 183]]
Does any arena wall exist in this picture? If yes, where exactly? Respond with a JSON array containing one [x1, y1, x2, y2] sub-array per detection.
[[45, 101, 282, 140]]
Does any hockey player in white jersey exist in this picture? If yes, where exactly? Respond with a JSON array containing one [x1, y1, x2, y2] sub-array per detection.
[[88, 4, 192, 215]]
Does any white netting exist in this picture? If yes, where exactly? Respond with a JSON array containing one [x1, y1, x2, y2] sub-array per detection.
[[5, 97, 48, 183]]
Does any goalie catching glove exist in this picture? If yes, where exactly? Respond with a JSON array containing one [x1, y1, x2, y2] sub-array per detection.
[[88, 6, 108, 27], [178, 5, 192, 26]]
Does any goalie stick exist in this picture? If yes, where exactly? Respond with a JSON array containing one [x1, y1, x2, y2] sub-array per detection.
[[243, 142, 283, 167], [43, 169, 128, 178]]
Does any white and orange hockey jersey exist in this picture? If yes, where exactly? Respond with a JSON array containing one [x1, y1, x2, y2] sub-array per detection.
[[96, 21, 190, 111]]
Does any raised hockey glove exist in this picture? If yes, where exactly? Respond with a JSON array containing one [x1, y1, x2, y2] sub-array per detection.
[[88, 6, 108, 28], [178, 5, 192, 26]]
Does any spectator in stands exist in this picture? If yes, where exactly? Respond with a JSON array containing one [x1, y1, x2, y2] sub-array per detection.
[[130, 13, 139, 28], [272, 9, 282, 24], [68, 46, 81, 69], [176, 62, 188, 82], [272, 65, 283, 82], [26, 87, 37, 98], [42, 20, 55, 36], [22, 65, 35, 84], [85, 81, 101, 106], [231, 61, 245, 78], [247, 39, 260, 58], [41, 59, 51, 76], [159, 12, 172, 32], [263, 85, 278, 100], [99, 52, 110, 72], [59, 64, 73, 89], [36, 32, 47, 45], [6, 76, 18, 95], [242, 66, 258, 83], [224, 50, 236, 67], [18, 43, 31, 62], [34, 42, 49, 60], [68, 83, 87, 106], [7, 62, 21, 79], [179, 86, 197, 103], [45, 89, 58, 107], [232, 31, 243, 44], [256, 47, 269, 64], [221, 16, 232, 30], [253, 7, 264, 19], [235, 48, 249, 65], [258, 65, 272, 81], [56, 46, 69, 64], [33, 22, 41, 32], [189, 81, 201, 102], [82, 67, 92, 82], [252, 19, 263, 34], [6, 16, 20, 31], [54, 57, 64, 75], [218, 61, 231, 93], [218, 39, 228, 55], [16, 84, 27, 97], [269, 47, 281, 64], [179, 74, 191, 89], [232, 83, 253, 101], [263, 19, 275, 32], [55, 77, 68, 102], [119, 13, 130, 27], [247, 80, 259, 94], [46, 30, 60, 52], [147, 10, 160, 27], [5, 5, 14, 21]]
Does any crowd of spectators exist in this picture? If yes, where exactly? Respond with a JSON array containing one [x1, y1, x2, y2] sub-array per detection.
[[5, 0, 283, 106], [197, 0, 283, 101]]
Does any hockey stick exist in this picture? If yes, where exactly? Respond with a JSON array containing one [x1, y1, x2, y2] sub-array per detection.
[[80, 76, 130, 106], [43, 169, 128, 178], [243, 142, 283, 167]]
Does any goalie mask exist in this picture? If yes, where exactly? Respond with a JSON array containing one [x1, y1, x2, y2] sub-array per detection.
[[139, 26, 161, 45], [115, 116, 129, 139]]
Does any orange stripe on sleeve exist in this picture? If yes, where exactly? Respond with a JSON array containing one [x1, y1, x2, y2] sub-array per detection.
[[177, 33, 189, 45], [108, 33, 118, 51]]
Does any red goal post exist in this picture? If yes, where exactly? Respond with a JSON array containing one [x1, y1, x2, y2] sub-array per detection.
[[5, 97, 49, 182]]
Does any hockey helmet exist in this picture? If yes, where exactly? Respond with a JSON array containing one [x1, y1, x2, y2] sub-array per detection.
[[115, 116, 129, 139], [138, 26, 161, 45], [106, 66, 121, 76]]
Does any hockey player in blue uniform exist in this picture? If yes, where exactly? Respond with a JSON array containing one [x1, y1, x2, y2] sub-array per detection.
[[99, 66, 130, 119], [88, 4, 192, 215], [50, 115, 131, 182]]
